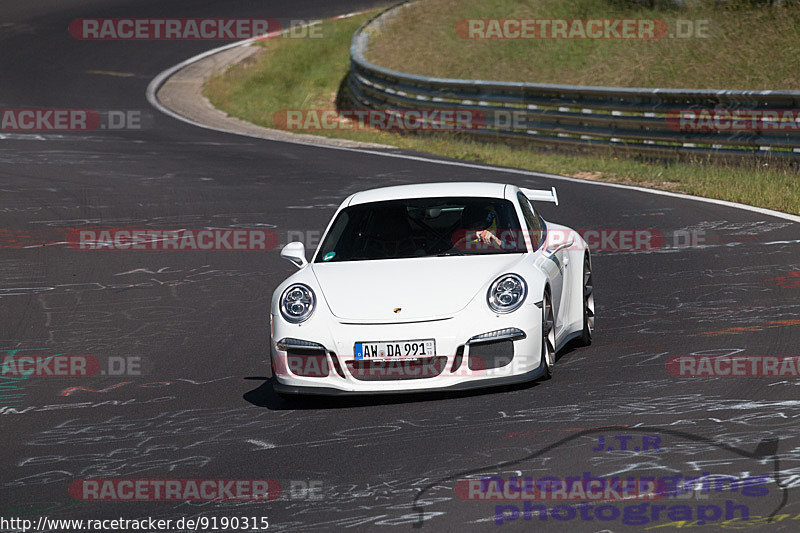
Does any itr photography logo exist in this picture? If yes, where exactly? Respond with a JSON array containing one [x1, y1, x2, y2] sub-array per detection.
[[411, 426, 790, 529]]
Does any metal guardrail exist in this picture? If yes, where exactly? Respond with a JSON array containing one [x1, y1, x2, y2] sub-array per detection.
[[348, 2, 800, 158]]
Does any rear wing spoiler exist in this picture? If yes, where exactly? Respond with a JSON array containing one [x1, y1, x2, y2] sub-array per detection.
[[520, 186, 559, 206]]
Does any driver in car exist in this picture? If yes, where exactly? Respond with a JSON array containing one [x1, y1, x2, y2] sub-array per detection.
[[462, 204, 502, 247]]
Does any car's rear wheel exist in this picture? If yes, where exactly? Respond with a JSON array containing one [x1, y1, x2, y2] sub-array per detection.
[[541, 289, 556, 379], [578, 253, 595, 346]]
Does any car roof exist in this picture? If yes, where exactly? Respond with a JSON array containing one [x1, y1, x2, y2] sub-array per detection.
[[347, 182, 511, 206]]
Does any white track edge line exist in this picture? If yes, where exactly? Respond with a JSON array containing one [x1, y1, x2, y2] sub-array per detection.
[[145, 14, 800, 225]]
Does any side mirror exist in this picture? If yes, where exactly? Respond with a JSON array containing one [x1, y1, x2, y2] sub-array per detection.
[[280, 242, 308, 269]]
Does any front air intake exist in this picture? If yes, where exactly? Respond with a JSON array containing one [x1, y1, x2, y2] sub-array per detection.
[[468, 340, 514, 370]]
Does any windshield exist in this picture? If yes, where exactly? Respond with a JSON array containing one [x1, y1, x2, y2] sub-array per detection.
[[314, 197, 525, 262]]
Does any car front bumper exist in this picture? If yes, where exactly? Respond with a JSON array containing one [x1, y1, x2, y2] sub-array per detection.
[[270, 301, 544, 394]]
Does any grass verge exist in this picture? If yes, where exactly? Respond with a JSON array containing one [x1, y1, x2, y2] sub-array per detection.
[[366, 0, 800, 90], [204, 11, 800, 215]]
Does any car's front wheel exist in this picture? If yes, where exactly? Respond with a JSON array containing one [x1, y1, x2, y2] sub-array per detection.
[[540, 289, 556, 379]]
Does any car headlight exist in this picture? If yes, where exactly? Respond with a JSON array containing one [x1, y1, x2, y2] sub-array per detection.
[[280, 284, 316, 323], [487, 274, 527, 314]]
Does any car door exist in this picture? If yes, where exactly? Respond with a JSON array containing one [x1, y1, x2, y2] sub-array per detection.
[[519, 193, 567, 336]]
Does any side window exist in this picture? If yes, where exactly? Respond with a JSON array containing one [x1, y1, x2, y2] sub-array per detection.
[[517, 193, 543, 250]]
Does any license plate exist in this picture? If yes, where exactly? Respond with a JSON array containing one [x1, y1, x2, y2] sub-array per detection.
[[354, 339, 436, 360]]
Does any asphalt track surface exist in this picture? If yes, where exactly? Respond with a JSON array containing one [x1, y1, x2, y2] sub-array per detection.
[[1, 1, 800, 532]]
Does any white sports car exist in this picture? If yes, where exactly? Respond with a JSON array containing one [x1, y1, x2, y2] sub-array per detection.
[[269, 182, 594, 396]]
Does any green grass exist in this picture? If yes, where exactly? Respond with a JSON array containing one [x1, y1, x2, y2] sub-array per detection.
[[204, 11, 800, 215], [205, 15, 392, 144], [366, 0, 800, 90]]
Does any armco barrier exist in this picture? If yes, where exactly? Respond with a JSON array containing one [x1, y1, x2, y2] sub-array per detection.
[[348, 2, 800, 158]]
